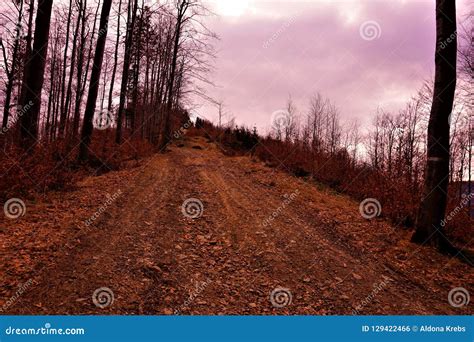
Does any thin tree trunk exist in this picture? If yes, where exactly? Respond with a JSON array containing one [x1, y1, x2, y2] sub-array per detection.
[[64, 1, 82, 137], [46, 26, 60, 141], [78, 0, 113, 161], [115, 0, 138, 144], [468, 126, 472, 214], [100, 56, 109, 112], [17, 0, 35, 120], [107, 0, 122, 114], [58, 0, 74, 137], [1, 1, 23, 129], [131, 17, 142, 135], [72, 0, 87, 137]]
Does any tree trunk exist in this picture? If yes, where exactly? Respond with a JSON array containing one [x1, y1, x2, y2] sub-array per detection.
[[1, 1, 23, 130], [17, 0, 35, 112], [130, 9, 144, 136], [468, 123, 472, 214], [71, 0, 87, 138], [115, 0, 138, 144], [76, 0, 101, 131], [412, 0, 457, 253], [19, 0, 54, 150], [159, 0, 187, 150], [58, 0, 73, 137], [63, 0, 82, 137], [78, 0, 113, 161], [107, 0, 122, 114]]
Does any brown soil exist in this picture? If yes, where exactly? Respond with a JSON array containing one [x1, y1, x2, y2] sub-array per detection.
[[1, 136, 472, 315]]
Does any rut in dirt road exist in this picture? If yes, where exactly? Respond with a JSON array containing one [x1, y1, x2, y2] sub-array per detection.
[[1, 137, 473, 315]]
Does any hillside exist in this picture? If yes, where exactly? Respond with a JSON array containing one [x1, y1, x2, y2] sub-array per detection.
[[1, 137, 472, 315]]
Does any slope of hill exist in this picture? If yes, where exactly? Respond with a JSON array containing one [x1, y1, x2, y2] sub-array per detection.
[[1, 137, 472, 315]]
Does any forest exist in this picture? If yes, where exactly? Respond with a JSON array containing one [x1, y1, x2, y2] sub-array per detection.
[[1, 0, 214, 174]]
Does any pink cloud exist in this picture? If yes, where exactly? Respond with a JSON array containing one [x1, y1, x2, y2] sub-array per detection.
[[196, 0, 469, 134]]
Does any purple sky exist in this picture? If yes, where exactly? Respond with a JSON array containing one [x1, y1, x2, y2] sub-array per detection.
[[195, 0, 469, 134]]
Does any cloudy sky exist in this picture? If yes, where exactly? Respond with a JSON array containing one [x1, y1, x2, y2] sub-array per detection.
[[195, 0, 469, 134]]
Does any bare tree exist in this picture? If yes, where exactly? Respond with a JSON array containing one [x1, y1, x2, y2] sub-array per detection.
[[63, 0, 83, 137], [107, 0, 122, 115], [71, 0, 89, 137], [411, 0, 457, 253], [215, 99, 227, 128], [115, 0, 138, 144], [19, 0, 54, 150], [1, 0, 24, 130], [308, 92, 326, 153], [159, 0, 189, 149], [58, 0, 74, 137], [78, 0, 113, 160]]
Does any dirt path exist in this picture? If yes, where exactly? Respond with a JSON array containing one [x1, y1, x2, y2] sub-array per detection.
[[1, 137, 472, 315]]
